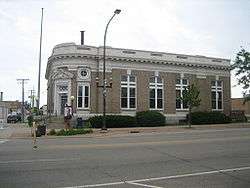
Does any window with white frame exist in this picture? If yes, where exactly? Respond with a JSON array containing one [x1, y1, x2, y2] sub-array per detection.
[[77, 84, 90, 109], [149, 76, 163, 109], [211, 80, 223, 110], [121, 75, 136, 109], [176, 78, 188, 110]]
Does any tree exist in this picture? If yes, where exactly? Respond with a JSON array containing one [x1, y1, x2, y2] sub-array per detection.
[[232, 48, 250, 104], [181, 84, 201, 128]]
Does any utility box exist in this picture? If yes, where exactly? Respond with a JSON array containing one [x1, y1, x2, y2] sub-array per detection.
[[76, 117, 84, 128]]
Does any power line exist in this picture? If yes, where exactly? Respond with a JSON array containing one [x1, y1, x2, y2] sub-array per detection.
[[17, 79, 29, 123]]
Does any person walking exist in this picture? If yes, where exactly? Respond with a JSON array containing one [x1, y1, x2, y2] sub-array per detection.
[[64, 104, 73, 130]]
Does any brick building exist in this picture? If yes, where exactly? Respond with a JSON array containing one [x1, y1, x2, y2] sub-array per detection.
[[232, 98, 250, 117], [46, 42, 231, 123]]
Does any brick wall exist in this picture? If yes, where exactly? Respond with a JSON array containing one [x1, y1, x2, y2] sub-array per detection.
[[232, 98, 250, 115], [221, 76, 231, 115], [49, 68, 231, 117]]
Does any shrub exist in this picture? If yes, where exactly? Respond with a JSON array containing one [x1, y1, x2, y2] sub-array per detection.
[[88, 115, 136, 128], [136, 111, 166, 127], [55, 128, 93, 136], [56, 129, 66, 136], [84, 121, 92, 128], [48, 129, 56, 135], [190, 111, 231, 125], [27, 115, 33, 127]]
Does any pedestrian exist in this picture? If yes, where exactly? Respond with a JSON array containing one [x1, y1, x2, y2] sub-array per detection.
[[64, 104, 73, 130]]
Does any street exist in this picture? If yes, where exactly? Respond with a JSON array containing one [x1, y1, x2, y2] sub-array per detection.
[[1, 127, 250, 188]]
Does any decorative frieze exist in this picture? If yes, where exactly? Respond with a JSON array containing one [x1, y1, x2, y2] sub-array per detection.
[[46, 43, 230, 80]]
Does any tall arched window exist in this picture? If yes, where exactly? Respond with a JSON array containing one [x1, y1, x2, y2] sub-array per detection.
[[176, 78, 188, 110], [149, 76, 163, 110], [211, 80, 223, 110], [121, 75, 136, 109]]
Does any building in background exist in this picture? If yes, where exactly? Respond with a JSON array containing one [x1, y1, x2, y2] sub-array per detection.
[[232, 98, 250, 118], [46, 42, 231, 123], [2, 101, 22, 115], [0, 102, 8, 123], [0, 92, 21, 123]]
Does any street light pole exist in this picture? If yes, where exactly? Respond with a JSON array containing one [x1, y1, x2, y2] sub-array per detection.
[[102, 9, 121, 131], [37, 8, 44, 110]]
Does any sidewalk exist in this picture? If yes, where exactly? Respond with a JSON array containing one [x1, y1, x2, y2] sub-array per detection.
[[4, 122, 250, 139], [0, 123, 30, 139]]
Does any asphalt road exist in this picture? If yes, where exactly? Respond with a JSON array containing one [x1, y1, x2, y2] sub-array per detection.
[[1, 127, 250, 188]]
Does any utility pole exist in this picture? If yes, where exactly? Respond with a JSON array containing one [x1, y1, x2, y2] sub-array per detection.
[[17, 79, 29, 123], [37, 8, 44, 109], [28, 89, 35, 108]]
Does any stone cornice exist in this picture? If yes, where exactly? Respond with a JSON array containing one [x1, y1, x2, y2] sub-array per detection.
[[47, 53, 230, 71], [46, 43, 231, 79]]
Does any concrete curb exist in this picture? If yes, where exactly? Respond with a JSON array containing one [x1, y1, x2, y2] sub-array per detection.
[[7, 122, 250, 139]]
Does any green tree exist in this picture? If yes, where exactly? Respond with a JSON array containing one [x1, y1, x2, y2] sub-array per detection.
[[232, 48, 250, 103], [181, 84, 201, 128]]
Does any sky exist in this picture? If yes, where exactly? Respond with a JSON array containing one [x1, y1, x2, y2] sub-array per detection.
[[0, 0, 249, 106]]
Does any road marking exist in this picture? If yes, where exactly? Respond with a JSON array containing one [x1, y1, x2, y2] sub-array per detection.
[[60, 166, 250, 188], [62, 181, 125, 188], [130, 166, 250, 183], [0, 139, 8, 144], [47, 135, 250, 150], [127, 182, 164, 188], [0, 157, 81, 164]]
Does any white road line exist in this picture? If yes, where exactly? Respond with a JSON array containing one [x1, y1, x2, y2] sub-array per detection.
[[131, 166, 250, 183], [127, 182, 164, 188], [0, 157, 81, 164], [62, 181, 125, 188], [60, 166, 250, 188]]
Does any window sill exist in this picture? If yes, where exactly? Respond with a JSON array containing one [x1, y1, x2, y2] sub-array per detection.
[[121, 108, 136, 111], [149, 108, 163, 111], [176, 109, 189, 111], [212, 109, 223, 111], [77, 108, 90, 110]]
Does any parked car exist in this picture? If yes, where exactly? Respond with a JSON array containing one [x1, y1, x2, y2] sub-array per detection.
[[7, 114, 21, 123]]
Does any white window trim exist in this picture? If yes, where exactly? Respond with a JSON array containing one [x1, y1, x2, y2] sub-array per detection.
[[149, 76, 164, 110], [120, 75, 137, 110], [211, 80, 223, 111], [77, 83, 90, 110], [176, 78, 189, 111], [53, 79, 71, 115]]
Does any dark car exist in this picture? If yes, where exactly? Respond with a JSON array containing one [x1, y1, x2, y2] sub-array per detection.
[[7, 114, 21, 123]]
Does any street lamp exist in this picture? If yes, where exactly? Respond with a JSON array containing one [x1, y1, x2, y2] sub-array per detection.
[[98, 9, 121, 131], [70, 96, 75, 113]]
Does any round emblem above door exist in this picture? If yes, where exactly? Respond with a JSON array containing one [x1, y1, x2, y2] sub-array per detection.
[[78, 68, 90, 79]]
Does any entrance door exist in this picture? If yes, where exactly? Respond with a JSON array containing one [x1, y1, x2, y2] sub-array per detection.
[[60, 94, 68, 115]]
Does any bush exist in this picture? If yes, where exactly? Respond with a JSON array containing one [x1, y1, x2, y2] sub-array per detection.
[[27, 115, 33, 127], [190, 111, 231, 125], [84, 121, 92, 128], [55, 128, 93, 136], [88, 115, 136, 128], [56, 129, 66, 136], [48, 129, 56, 135], [136, 111, 166, 127]]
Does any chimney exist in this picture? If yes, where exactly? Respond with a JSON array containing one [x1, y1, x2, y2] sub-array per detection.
[[80, 31, 85, 45], [0, 92, 3, 101]]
